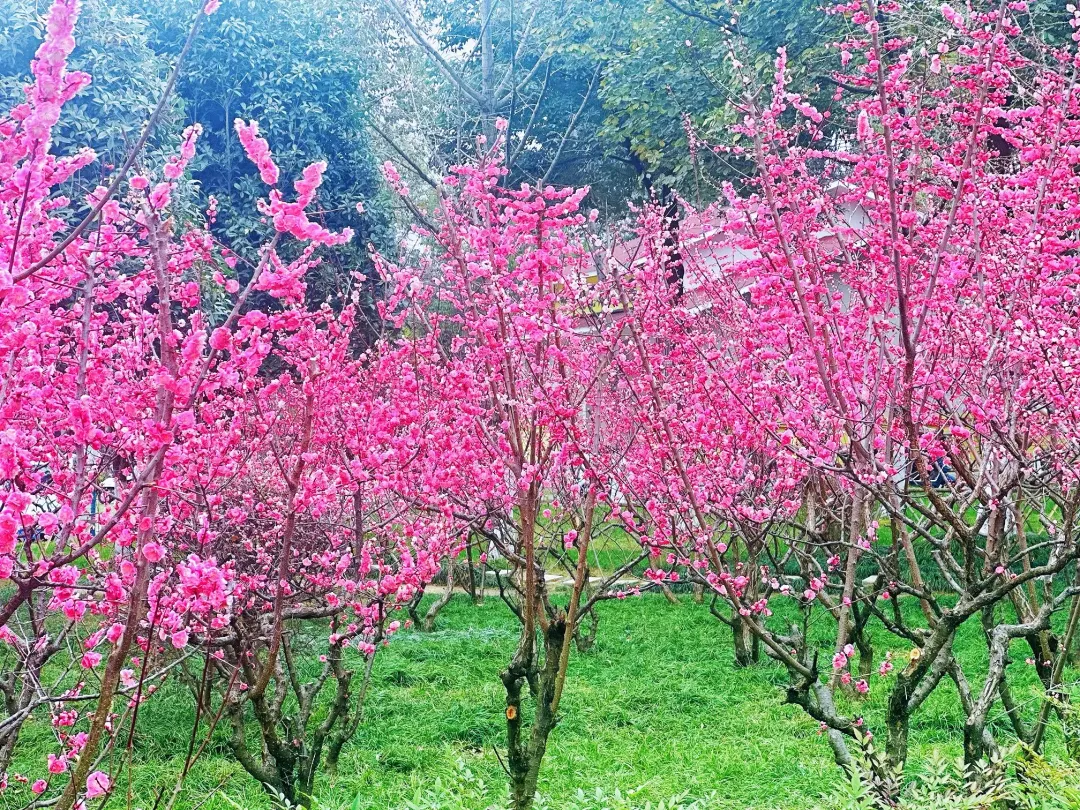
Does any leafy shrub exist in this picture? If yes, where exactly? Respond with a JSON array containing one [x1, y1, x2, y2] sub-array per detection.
[[826, 734, 1080, 810]]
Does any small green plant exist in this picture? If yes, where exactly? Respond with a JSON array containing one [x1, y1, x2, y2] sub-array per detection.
[[904, 752, 1008, 810], [396, 760, 504, 810], [1010, 751, 1080, 810], [824, 733, 1080, 810], [382, 760, 718, 810], [826, 733, 1007, 810], [566, 786, 717, 810]]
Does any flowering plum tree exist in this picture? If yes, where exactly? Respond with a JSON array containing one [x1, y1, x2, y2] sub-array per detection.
[[610, 0, 1080, 795], [0, 3, 239, 803], [168, 222, 468, 804], [165, 305, 464, 806], [378, 143, 659, 810], [0, 2, 459, 807], [13, 0, 1080, 807], [603, 202, 807, 668]]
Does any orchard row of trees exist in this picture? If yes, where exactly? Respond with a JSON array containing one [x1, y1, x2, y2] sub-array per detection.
[[4, 1, 1080, 810]]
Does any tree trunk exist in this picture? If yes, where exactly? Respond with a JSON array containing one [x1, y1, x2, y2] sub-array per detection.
[[503, 620, 566, 810], [650, 557, 679, 604], [856, 631, 873, 681], [464, 542, 479, 604], [573, 607, 599, 653], [832, 489, 867, 687], [732, 614, 757, 667], [422, 563, 455, 632], [885, 682, 911, 773], [407, 589, 424, 629]]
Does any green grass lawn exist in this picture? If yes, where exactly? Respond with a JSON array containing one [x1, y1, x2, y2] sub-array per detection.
[[4, 593, 1072, 810]]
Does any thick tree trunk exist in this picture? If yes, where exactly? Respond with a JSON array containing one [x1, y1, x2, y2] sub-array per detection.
[[503, 620, 566, 810], [856, 630, 873, 681], [732, 615, 757, 667], [407, 589, 424, 629], [885, 683, 911, 772]]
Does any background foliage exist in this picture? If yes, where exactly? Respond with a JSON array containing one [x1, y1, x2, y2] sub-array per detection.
[[0, 0, 388, 339]]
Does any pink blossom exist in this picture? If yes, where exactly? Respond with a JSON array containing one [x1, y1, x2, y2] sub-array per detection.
[[234, 119, 279, 185], [142, 542, 165, 563], [856, 109, 871, 142], [80, 651, 101, 670], [941, 3, 964, 27], [209, 328, 231, 352], [85, 771, 110, 800], [149, 181, 171, 210], [0, 514, 19, 555]]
